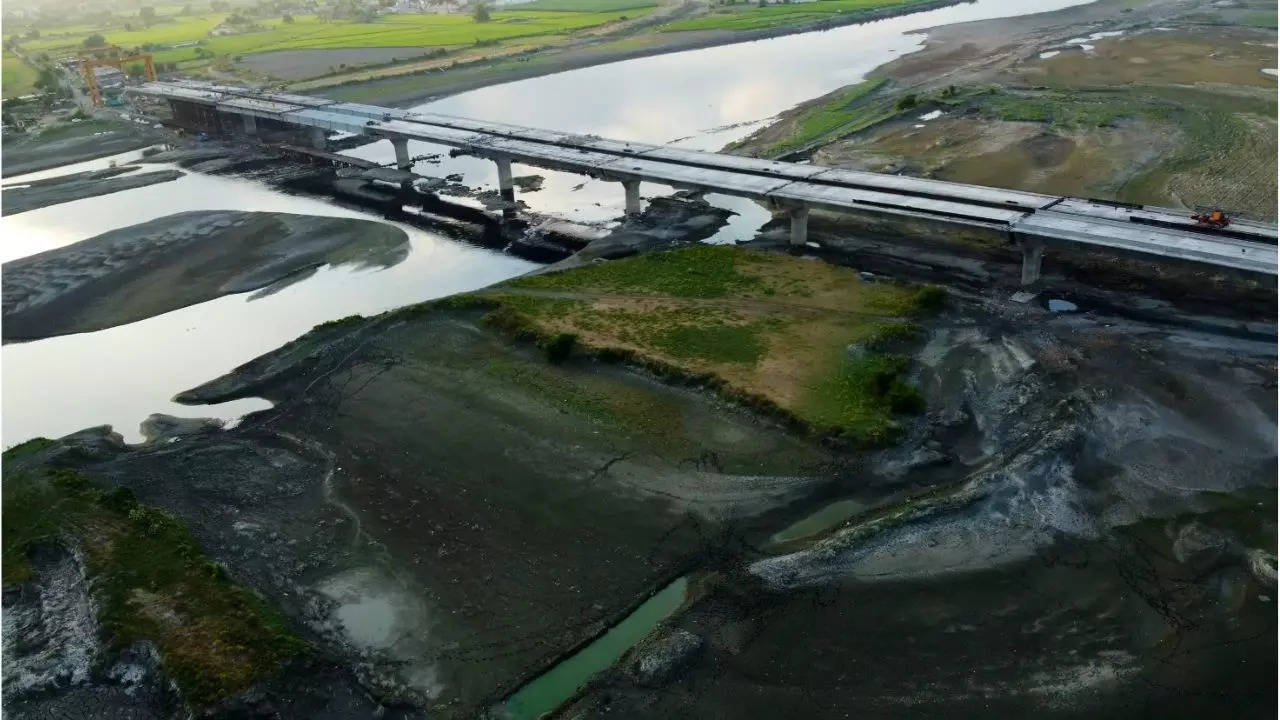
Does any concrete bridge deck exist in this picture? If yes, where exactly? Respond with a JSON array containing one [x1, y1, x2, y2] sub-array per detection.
[[126, 80, 1277, 283]]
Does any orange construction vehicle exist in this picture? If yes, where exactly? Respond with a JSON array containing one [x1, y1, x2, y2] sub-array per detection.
[[1191, 207, 1231, 230]]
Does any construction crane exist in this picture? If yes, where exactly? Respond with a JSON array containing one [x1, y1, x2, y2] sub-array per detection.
[[79, 45, 156, 107]]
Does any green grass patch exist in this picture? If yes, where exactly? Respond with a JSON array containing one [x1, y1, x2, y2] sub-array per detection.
[[2, 467, 305, 706], [485, 247, 940, 445], [801, 351, 922, 444], [651, 323, 765, 364], [661, 0, 932, 33], [766, 78, 891, 155], [507, 0, 655, 11], [982, 90, 1143, 127], [514, 244, 762, 298], [2, 52, 41, 98]]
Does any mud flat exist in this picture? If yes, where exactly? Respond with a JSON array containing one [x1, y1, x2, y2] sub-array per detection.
[[2, 294, 838, 716], [2, 119, 162, 176], [562, 271, 1278, 719], [2, 210, 410, 341], [1, 166, 184, 216], [3, 242, 1275, 718]]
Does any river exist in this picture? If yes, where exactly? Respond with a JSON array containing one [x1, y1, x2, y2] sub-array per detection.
[[1, 0, 1092, 446]]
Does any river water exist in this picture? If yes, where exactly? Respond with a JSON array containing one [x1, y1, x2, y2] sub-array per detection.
[[1, 0, 1091, 446]]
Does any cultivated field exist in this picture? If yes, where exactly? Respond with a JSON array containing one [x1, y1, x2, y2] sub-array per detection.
[[2, 51, 40, 98], [14, 8, 652, 70]]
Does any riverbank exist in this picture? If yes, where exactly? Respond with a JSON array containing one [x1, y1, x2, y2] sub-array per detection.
[[1, 167, 184, 216], [310, 0, 965, 106], [727, 0, 1278, 218], [1, 118, 163, 176], [2, 210, 409, 342]]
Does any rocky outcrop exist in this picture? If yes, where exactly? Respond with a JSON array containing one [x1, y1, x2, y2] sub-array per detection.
[[628, 629, 704, 687]]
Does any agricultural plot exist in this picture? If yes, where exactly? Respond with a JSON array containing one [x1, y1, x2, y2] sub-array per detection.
[[17, 15, 228, 58], [16, 9, 647, 68], [2, 52, 40, 98]]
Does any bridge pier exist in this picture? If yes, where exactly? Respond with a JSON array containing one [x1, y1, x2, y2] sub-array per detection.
[[789, 205, 809, 246], [310, 126, 327, 151], [1021, 239, 1044, 285], [495, 157, 516, 218], [622, 180, 641, 215], [241, 113, 257, 137], [391, 138, 412, 170]]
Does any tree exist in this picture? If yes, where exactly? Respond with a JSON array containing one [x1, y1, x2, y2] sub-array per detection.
[[34, 68, 59, 91], [472, 2, 490, 22], [125, 61, 146, 77], [140, 6, 156, 23], [211, 0, 231, 10], [282, 12, 294, 21], [180, 3, 193, 13], [25, 28, 39, 39], [83, 33, 107, 48]]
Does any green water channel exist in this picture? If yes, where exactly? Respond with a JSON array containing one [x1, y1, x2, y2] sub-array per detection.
[[503, 576, 689, 720]]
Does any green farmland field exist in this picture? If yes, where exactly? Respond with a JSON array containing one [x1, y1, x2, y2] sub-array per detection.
[[2, 52, 41, 98], [18, 9, 648, 66], [660, 0, 931, 32]]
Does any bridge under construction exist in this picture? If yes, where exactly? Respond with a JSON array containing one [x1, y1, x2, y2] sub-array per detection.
[[126, 80, 1277, 284]]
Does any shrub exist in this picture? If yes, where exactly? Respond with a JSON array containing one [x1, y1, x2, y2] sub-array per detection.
[[896, 94, 918, 111], [544, 332, 577, 364]]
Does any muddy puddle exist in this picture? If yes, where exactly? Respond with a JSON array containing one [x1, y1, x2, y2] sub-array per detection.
[[769, 498, 868, 546]]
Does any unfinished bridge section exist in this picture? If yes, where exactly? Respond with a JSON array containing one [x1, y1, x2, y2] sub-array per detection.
[[127, 80, 1278, 283]]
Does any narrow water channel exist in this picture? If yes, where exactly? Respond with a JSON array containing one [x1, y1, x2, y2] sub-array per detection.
[[2, 0, 1091, 446], [502, 576, 689, 720]]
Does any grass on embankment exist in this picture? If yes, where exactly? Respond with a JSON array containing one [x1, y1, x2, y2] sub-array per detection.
[[2, 450, 305, 707], [660, 0, 940, 33], [462, 246, 942, 446], [729, 79, 984, 157]]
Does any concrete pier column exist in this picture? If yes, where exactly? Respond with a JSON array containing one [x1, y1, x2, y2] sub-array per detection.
[[1021, 240, 1044, 285], [310, 126, 327, 151], [391, 138, 411, 170], [495, 157, 514, 204], [241, 113, 257, 136], [789, 205, 810, 246], [622, 179, 641, 215]]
